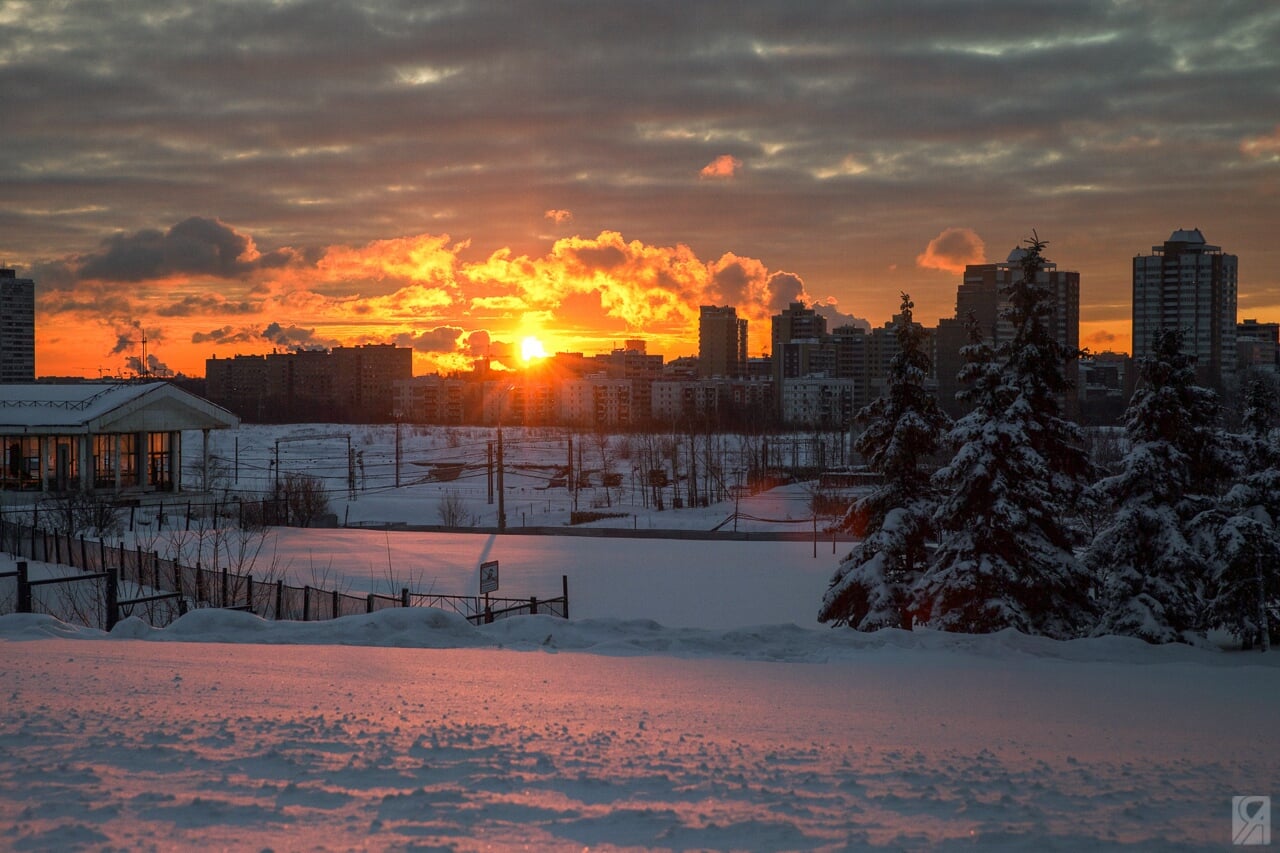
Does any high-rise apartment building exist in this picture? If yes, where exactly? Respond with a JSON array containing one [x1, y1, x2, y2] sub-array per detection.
[[770, 301, 828, 390], [934, 247, 1080, 416], [1133, 228, 1237, 391], [0, 268, 36, 383], [698, 306, 748, 378]]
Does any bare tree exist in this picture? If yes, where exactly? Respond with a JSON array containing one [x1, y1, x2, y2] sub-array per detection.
[[437, 490, 469, 527]]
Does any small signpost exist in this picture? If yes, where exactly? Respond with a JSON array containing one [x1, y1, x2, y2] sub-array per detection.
[[480, 560, 499, 623], [480, 560, 499, 595]]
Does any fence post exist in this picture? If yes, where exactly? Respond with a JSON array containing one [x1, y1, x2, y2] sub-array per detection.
[[530, 596, 538, 615], [54, 533, 61, 565], [303, 585, 311, 621], [246, 574, 254, 613], [98, 538, 105, 572], [152, 551, 161, 591], [105, 567, 119, 631], [174, 557, 184, 608], [16, 561, 30, 613], [80, 535, 88, 571], [331, 588, 339, 620], [401, 587, 409, 607], [195, 560, 204, 604], [366, 593, 374, 614], [136, 545, 144, 586], [275, 580, 284, 620], [562, 574, 569, 620]]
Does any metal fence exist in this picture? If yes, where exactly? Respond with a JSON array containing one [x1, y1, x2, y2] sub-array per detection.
[[0, 518, 568, 630]]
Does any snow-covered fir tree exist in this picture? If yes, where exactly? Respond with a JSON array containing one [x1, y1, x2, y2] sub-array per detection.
[[914, 233, 1094, 639], [819, 293, 950, 630], [1194, 375, 1280, 649], [1086, 328, 1224, 644]]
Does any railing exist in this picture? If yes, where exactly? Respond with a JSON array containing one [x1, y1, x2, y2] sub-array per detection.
[[0, 518, 568, 631]]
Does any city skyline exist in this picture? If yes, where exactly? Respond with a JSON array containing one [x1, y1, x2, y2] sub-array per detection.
[[2, 2, 1278, 378]]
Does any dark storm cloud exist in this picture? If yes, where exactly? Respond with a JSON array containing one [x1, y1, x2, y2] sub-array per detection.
[[2, 0, 1278, 323], [74, 218, 294, 283]]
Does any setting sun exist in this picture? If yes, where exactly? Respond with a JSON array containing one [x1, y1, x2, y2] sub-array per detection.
[[520, 335, 549, 362]]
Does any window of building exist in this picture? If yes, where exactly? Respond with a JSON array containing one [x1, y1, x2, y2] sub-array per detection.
[[147, 432, 171, 490], [93, 435, 116, 488]]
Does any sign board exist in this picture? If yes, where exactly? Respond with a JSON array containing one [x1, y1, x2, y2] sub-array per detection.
[[480, 560, 499, 595]]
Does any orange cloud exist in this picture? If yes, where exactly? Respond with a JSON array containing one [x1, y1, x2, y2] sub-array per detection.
[[544, 208, 573, 223], [316, 233, 464, 288], [34, 219, 850, 377], [1242, 126, 1280, 159], [916, 227, 986, 274], [699, 154, 742, 179]]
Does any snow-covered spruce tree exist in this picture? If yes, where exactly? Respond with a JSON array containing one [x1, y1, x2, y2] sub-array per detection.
[[914, 233, 1094, 638], [1195, 375, 1280, 649], [1085, 328, 1223, 643], [819, 293, 951, 630]]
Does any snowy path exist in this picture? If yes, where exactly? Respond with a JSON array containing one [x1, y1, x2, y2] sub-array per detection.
[[3, 613, 1277, 850]]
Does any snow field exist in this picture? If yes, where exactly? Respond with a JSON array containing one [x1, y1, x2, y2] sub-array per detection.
[[3, 610, 1278, 851]]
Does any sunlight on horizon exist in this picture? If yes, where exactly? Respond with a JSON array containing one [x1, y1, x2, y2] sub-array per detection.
[[520, 336, 549, 362]]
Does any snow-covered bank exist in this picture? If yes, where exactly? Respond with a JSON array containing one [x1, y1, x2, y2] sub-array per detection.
[[3, 611, 1279, 851]]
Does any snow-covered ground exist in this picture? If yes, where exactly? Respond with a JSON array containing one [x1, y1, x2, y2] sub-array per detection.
[[3, 611, 1279, 850], [2, 424, 1278, 850]]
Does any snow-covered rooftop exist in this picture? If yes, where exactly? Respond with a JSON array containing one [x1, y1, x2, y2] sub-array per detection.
[[0, 382, 238, 433]]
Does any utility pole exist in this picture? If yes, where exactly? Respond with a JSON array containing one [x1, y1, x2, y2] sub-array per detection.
[[487, 441, 494, 504], [496, 426, 506, 531]]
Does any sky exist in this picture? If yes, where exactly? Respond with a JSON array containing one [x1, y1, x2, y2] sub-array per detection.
[[2, 0, 1278, 378]]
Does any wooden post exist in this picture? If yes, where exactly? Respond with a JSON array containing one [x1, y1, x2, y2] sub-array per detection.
[[80, 535, 88, 571], [401, 587, 410, 607], [275, 580, 284, 620], [366, 593, 375, 614], [331, 588, 340, 620], [105, 567, 119, 631], [16, 561, 30, 613], [530, 596, 538, 615], [195, 561, 204, 604], [303, 586, 311, 621], [562, 574, 569, 620], [246, 574, 254, 613], [221, 567, 228, 608]]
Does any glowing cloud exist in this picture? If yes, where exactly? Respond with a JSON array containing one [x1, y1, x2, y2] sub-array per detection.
[[32, 217, 858, 376], [1241, 126, 1280, 159], [544, 209, 573, 224], [699, 155, 742, 180], [916, 227, 986, 274]]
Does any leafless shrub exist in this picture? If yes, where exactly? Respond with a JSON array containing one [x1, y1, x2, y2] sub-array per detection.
[[437, 490, 470, 527]]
